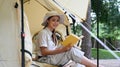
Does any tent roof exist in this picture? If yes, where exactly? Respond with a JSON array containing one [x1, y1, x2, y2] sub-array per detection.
[[57, 0, 89, 21]]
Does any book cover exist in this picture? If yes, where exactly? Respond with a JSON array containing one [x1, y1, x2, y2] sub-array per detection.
[[61, 34, 80, 46]]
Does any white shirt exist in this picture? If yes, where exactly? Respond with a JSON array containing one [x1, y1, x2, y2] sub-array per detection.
[[37, 27, 57, 56]]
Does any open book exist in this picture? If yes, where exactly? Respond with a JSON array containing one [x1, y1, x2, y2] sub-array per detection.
[[61, 34, 82, 46]]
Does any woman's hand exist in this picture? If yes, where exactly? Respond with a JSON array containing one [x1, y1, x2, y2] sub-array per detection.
[[62, 43, 73, 52]]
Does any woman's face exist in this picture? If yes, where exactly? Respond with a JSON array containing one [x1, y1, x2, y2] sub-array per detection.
[[47, 16, 60, 31]]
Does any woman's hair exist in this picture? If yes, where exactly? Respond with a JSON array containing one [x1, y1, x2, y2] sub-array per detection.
[[52, 29, 57, 45], [43, 16, 53, 29]]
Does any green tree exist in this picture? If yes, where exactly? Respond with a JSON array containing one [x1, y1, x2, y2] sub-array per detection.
[[91, 0, 120, 39], [81, 1, 92, 59], [91, 0, 120, 49]]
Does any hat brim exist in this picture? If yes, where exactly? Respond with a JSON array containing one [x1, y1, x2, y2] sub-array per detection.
[[41, 14, 64, 26]]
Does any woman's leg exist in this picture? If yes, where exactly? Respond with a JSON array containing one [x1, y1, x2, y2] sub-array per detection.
[[67, 47, 104, 67], [80, 56, 104, 67], [80, 56, 97, 67]]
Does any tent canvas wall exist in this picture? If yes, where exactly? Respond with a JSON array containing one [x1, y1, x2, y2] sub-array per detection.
[[0, 0, 21, 67], [0, 0, 33, 67]]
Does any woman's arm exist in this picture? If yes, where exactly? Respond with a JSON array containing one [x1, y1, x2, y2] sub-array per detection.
[[40, 45, 72, 56]]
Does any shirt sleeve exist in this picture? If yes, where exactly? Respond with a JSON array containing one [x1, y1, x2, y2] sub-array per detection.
[[37, 30, 48, 47]]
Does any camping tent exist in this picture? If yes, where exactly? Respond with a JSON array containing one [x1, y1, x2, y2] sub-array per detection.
[[0, 0, 89, 67]]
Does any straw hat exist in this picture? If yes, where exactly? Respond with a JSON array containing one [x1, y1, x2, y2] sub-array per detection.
[[41, 11, 64, 26]]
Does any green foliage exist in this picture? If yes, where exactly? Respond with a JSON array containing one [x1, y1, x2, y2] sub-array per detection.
[[91, 0, 109, 23], [91, 0, 120, 40], [71, 23, 82, 36], [91, 48, 120, 59]]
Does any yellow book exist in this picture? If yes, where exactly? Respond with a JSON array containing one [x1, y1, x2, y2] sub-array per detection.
[[61, 34, 80, 46]]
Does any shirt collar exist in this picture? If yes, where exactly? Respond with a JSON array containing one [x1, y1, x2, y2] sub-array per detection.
[[45, 27, 52, 36]]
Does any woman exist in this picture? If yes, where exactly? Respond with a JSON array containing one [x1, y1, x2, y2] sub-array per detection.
[[37, 11, 103, 67]]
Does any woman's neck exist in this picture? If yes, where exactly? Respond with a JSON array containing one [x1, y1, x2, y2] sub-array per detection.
[[47, 27, 54, 32]]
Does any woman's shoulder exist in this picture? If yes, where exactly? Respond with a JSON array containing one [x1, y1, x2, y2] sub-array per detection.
[[38, 29, 47, 35]]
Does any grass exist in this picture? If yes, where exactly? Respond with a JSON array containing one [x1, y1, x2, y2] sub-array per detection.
[[91, 48, 120, 59]]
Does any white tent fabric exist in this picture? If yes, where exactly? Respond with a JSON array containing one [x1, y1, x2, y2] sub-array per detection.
[[56, 0, 89, 21], [0, 0, 21, 67], [24, 14, 33, 67], [0, 0, 33, 67]]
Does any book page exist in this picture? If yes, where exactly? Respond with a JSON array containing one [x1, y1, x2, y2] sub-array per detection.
[[61, 34, 80, 46]]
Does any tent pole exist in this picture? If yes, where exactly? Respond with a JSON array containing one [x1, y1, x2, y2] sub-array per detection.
[[20, 0, 25, 67]]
